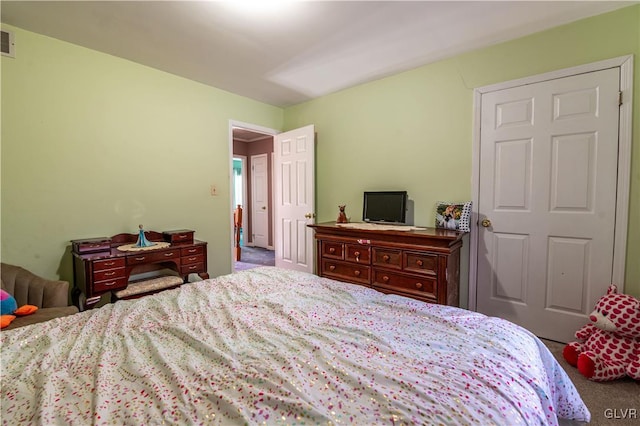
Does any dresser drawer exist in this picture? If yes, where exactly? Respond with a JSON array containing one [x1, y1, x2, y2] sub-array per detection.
[[372, 248, 402, 269], [345, 244, 370, 264], [181, 246, 204, 256], [93, 258, 125, 271], [181, 262, 205, 275], [321, 241, 344, 259], [94, 276, 128, 293], [372, 270, 437, 299], [182, 253, 204, 265], [321, 259, 369, 285], [403, 251, 438, 276], [93, 268, 125, 282]]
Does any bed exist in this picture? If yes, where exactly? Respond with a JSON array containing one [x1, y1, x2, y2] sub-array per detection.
[[1, 267, 589, 425]]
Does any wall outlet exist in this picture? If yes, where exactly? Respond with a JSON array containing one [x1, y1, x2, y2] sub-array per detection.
[[210, 185, 217, 196]]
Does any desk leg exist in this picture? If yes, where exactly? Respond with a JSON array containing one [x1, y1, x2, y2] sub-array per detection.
[[71, 286, 82, 310]]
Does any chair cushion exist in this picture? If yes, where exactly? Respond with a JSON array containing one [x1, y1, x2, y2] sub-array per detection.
[[2, 306, 79, 331]]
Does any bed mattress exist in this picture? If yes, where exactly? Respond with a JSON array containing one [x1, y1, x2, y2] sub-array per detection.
[[1, 267, 589, 425]]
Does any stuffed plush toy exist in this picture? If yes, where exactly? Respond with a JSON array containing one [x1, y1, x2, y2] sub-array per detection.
[[563, 284, 640, 381], [1, 289, 38, 329]]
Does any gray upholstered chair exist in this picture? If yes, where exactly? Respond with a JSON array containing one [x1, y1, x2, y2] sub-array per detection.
[[1, 263, 79, 330]]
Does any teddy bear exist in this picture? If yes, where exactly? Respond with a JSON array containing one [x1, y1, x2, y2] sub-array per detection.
[[562, 284, 640, 381]]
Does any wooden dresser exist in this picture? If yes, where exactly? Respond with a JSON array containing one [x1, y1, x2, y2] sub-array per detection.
[[71, 229, 208, 310], [309, 222, 463, 306]]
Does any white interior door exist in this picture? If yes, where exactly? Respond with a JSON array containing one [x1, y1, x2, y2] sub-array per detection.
[[476, 68, 620, 343], [251, 153, 269, 248], [274, 125, 315, 273]]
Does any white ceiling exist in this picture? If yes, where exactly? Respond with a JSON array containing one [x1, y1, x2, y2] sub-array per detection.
[[1, 1, 635, 107]]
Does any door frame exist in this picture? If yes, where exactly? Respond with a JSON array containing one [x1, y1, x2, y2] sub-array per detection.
[[228, 120, 278, 270], [468, 55, 633, 311]]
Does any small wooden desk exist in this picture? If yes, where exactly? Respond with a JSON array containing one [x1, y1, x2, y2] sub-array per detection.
[[71, 229, 208, 310]]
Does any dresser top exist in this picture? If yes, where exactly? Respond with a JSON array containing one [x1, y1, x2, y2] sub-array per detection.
[[309, 222, 464, 248], [311, 221, 462, 237]]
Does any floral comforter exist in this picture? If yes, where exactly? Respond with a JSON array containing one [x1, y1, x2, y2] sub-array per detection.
[[1, 267, 589, 425]]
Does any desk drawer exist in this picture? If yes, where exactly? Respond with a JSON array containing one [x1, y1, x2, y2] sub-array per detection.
[[182, 253, 204, 265], [181, 246, 204, 256], [163, 230, 194, 244], [127, 250, 180, 265], [93, 258, 125, 271], [73, 238, 111, 254], [93, 268, 125, 282], [94, 277, 128, 293], [181, 262, 205, 275], [150, 249, 180, 262]]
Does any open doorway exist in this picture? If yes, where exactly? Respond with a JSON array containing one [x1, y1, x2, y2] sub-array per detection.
[[232, 156, 246, 214], [230, 123, 276, 271]]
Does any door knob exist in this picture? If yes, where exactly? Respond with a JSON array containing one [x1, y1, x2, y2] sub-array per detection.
[[304, 213, 316, 219], [261, 206, 266, 210], [481, 218, 492, 227]]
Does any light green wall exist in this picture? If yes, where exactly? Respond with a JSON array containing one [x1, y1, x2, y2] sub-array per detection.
[[2, 6, 639, 301], [284, 5, 640, 298], [1, 25, 283, 283]]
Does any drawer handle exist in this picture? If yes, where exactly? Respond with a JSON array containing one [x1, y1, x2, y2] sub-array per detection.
[[354, 251, 360, 262], [416, 260, 424, 267], [329, 247, 336, 254], [104, 281, 117, 287], [178, 235, 187, 239], [187, 265, 197, 270], [104, 261, 115, 266], [164, 252, 175, 257], [329, 265, 336, 271], [415, 282, 423, 289], [383, 255, 390, 262], [88, 244, 101, 248], [187, 249, 197, 253], [382, 275, 389, 282], [354, 270, 361, 276], [187, 257, 197, 262], [135, 257, 146, 261], [104, 272, 116, 276]]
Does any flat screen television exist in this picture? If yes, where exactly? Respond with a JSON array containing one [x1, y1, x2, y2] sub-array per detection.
[[363, 191, 408, 224]]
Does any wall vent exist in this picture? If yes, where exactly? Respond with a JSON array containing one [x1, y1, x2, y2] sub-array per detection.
[[1, 29, 15, 58]]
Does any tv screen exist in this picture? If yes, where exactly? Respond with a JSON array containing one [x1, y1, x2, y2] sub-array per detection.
[[363, 191, 408, 224]]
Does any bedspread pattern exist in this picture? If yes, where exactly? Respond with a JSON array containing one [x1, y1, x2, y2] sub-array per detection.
[[1, 267, 589, 425]]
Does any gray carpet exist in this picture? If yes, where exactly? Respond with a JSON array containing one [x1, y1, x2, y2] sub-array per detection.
[[234, 246, 274, 271], [541, 339, 639, 425]]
